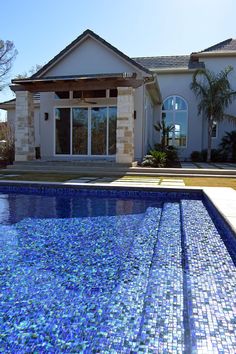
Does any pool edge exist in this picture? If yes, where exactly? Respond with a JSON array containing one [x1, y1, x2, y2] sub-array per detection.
[[0, 180, 235, 234]]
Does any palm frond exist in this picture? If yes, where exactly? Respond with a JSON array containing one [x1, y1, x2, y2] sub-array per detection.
[[223, 113, 236, 124]]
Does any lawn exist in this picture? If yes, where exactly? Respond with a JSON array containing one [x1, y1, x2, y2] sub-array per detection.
[[0, 172, 236, 189]]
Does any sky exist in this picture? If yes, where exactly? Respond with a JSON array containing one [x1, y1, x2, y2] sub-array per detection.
[[1, 0, 236, 119]]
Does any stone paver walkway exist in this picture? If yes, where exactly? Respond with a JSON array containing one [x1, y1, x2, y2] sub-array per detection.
[[65, 176, 186, 187], [181, 162, 236, 169]]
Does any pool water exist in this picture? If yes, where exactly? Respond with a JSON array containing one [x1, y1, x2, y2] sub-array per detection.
[[0, 188, 236, 353]]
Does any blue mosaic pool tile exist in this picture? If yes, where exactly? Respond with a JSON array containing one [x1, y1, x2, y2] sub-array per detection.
[[181, 199, 236, 353], [134, 203, 184, 353], [0, 213, 144, 352], [89, 207, 162, 351], [0, 186, 236, 352], [0, 183, 202, 201]]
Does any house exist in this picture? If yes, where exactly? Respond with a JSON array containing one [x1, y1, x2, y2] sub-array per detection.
[[1, 30, 236, 164]]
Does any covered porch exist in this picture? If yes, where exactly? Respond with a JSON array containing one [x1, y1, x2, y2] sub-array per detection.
[[11, 73, 151, 165]]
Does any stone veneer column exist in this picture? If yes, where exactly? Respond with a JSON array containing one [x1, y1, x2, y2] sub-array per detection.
[[15, 91, 35, 161], [116, 87, 135, 164]]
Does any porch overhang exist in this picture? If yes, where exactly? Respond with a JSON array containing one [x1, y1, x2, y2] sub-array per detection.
[[145, 76, 162, 104], [10, 73, 150, 93]]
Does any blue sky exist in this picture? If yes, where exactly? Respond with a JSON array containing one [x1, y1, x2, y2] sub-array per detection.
[[1, 0, 236, 119]]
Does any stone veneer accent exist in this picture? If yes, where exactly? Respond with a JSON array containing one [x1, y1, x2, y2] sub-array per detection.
[[116, 87, 134, 164], [15, 91, 35, 161]]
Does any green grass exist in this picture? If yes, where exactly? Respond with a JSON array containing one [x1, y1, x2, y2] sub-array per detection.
[[0, 172, 82, 182], [0, 172, 236, 190], [183, 177, 236, 189]]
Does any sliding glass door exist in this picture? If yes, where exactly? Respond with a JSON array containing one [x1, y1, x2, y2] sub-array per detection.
[[72, 108, 88, 155], [55, 106, 117, 156], [91, 107, 107, 155]]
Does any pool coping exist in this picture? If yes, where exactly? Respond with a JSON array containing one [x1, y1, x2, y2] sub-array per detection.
[[0, 179, 235, 234]]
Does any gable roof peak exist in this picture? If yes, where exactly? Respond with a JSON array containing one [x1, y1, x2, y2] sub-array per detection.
[[30, 29, 151, 79], [200, 38, 236, 53]]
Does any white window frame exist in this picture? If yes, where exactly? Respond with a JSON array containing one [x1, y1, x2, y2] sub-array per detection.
[[211, 121, 218, 139], [54, 105, 117, 157], [161, 95, 188, 148]]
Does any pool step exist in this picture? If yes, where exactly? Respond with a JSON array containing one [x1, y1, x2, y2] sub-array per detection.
[[91, 206, 162, 351], [135, 202, 184, 352], [181, 200, 236, 352]]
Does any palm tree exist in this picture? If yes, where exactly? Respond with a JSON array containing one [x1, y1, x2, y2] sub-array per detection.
[[154, 113, 175, 150], [190, 66, 236, 162]]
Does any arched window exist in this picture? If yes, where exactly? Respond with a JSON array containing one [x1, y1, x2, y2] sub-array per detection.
[[161, 96, 188, 147]]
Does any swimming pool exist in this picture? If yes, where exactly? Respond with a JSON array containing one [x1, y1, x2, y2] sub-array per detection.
[[0, 185, 235, 353]]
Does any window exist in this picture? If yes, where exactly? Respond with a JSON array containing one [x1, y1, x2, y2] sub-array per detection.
[[212, 121, 217, 138], [73, 90, 106, 99], [55, 106, 117, 156], [161, 96, 188, 147], [54, 91, 70, 99]]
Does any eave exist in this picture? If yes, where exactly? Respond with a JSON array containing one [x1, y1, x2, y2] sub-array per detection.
[[10, 73, 147, 92], [151, 67, 196, 74], [191, 51, 236, 58], [145, 76, 162, 104]]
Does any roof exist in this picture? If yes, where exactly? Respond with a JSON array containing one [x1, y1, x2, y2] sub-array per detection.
[[132, 55, 204, 70], [0, 93, 40, 110], [200, 38, 236, 53], [30, 29, 151, 79]]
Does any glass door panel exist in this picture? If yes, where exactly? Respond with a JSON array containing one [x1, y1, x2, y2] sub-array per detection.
[[55, 108, 70, 154], [91, 107, 107, 155], [72, 108, 88, 155], [108, 107, 117, 155]]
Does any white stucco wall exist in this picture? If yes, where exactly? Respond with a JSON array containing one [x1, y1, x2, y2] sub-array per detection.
[[39, 93, 55, 158], [199, 56, 236, 151], [43, 37, 143, 78], [134, 86, 144, 160], [156, 72, 203, 159]]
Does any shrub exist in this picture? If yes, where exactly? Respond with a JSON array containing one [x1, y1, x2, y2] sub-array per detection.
[[0, 142, 15, 165], [219, 131, 236, 162], [154, 144, 179, 164], [201, 149, 207, 162], [165, 146, 178, 164], [191, 150, 202, 162], [191, 148, 227, 162], [210, 148, 225, 162], [0, 123, 14, 165], [141, 150, 167, 167]]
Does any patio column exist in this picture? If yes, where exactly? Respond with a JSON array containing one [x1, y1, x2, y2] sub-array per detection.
[[116, 87, 135, 164], [15, 91, 35, 161]]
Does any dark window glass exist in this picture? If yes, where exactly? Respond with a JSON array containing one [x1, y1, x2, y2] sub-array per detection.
[[109, 107, 117, 154], [91, 107, 107, 155], [73, 90, 106, 99], [55, 91, 69, 99], [55, 108, 70, 154], [72, 108, 88, 154], [109, 89, 118, 97], [212, 121, 217, 138], [162, 97, 174, 110]]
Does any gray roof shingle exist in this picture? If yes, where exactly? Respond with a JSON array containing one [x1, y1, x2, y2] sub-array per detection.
[[200, 38, 236, 52], [132, 55, 204, 70]]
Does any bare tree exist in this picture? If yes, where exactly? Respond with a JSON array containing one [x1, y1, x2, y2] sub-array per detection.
[[0, 39, 17, 89], [15, 64, 42, 79]]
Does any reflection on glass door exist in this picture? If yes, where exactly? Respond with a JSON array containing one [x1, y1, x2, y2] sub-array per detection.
[[55, 108, 70, 154], [72, 108, 88, 154], [55, 106, 117, 156], [91, 107, 107, 155], [108, 107, 117, 155]]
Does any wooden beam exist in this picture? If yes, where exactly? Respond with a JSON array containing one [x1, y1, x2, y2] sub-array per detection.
[[11, 78, 144, 92]]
